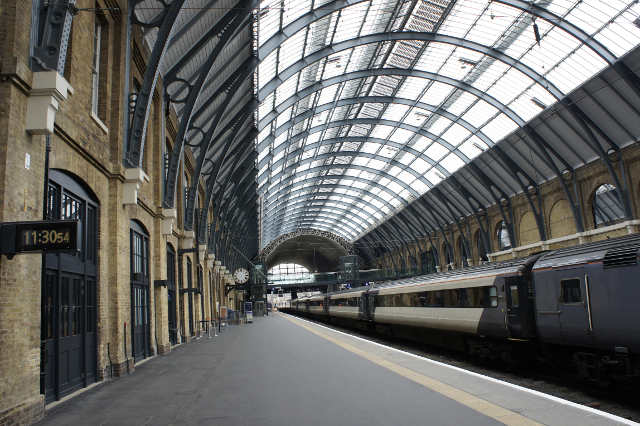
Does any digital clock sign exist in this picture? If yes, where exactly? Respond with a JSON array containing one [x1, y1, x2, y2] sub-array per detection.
[[0, 220, 80, 257]]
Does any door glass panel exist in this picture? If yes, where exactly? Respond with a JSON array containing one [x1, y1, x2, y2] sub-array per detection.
[[44, 274, 55, 340], [61, 276, 70, 337], [509, 285, 519, 308], [489, 286, 498, 307], [562, 279, 581, 304], [86, 280, 93, 333], [72, 278, 82, 335]]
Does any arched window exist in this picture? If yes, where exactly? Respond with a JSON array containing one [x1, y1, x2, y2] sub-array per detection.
[[477, 233, 488, 263], [593, 184, 625, 228], [459, 239, 469, 268], [497, 221, 511, 251]]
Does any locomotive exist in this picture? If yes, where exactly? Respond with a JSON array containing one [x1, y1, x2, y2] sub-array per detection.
[[284, 234, 640, 385]]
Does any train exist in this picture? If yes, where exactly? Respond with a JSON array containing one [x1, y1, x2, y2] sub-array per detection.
[[283, 234, 640, 386]]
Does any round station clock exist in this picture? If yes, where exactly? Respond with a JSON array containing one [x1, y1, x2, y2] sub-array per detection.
[[233, 268, 250, 284]]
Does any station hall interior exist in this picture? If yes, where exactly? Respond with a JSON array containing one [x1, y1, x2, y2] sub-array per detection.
[[2, 0, 640, 423]]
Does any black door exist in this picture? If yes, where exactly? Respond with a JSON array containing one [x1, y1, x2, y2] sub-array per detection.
[[131, 223, 150, 361], [167, 245, 177, 346], [187, 257, 194, 336], [42, 170, 98, 403]]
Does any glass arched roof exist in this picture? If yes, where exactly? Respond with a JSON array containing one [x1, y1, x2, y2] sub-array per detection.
[[255, 0, 640, 243]]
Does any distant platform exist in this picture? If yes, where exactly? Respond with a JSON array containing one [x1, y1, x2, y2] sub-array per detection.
[[37, 314, 635, 426]]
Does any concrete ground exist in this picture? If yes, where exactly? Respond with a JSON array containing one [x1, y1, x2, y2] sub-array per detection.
[[36, 313, 636, 426]]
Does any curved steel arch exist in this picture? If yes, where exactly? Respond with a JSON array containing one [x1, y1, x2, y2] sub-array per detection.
[[265, 190, 397, 224], [262, 97, 494, 148], [259, 228, 354, 261], [125, 0, 189, 169], [259, 0, 619, 71], [266, 211, 364, 240], [258, 67, 527, 131], [264, 196, 388, 236], [263, 146, 433, 189], [258, 32, 563, 103], [265, 205, 378, 238], [276, 219, 359, 240], [262, 162, 422, 201], [264, 181, 404, 214]]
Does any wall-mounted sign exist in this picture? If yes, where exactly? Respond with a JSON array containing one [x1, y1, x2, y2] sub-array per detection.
[[1, 220, 80, 258]]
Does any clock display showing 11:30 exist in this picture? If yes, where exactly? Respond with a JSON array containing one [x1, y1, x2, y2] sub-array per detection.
[[22, 228, 71, 245]]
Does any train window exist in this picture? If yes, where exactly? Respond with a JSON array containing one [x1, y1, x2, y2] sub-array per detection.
[[488, 286, 498, 307], [561, 279, 581, 304], [509, 285, 519, 307], [466, 288, 484, 307], [426, 291, 442, 307], [444, 290, 459, 307]]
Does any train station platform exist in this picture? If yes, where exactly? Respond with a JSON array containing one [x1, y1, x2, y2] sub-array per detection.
[[36, 314, 635, 426]]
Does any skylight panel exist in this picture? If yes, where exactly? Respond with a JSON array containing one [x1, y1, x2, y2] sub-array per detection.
[[317, 84, 340, 105], [461, 100, 498, 128], [596, 6, 640, 57], [442, 124, 471, 146], [445, 91, 476, 116], [258, 3, 282, 46], [480, 113, 518, 142], [420, 81, 453, 106], [387, 181, 404, 195], [352, 157, 370, 167], [389, 128, 414, 144], [438, 0, 483, 39], [413, 180, 430, 194], [322, 55, 347, 80], [440, 153, 465, 173], [486, 67, 534, 106], [425, 168, 444, 185], [410, 135, 434, 151], [276, 106, 293, 128], [377, 176, 391, 187], [404, 108, 431, 128], [396, 151, 416, 166], [470, 60, 510, 92], [465, 4, 515, 47], [360, 142, 382, 154], [370, 124, 394, 139], [415, 43, 456, 73], [278, 30, 307, 73], [275, 75, 298, 107], [377, 145, 399, 159], [258, 94, 275, 120], [346, 44, 378, 74], [398, 170, 415, 184], [282, 0, 311, 28], [410, 157, 431, 174], [424, 141, 449, 161], [458, 135, 488, 160], [568, 0, 622, 35], [426, 115, 452, 135], [259, 51, 278, 90], [333, 4, 368, 43], [397, 77, 430, 100]]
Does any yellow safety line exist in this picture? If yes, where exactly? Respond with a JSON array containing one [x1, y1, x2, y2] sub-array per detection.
[[280, 314, 546, 426]]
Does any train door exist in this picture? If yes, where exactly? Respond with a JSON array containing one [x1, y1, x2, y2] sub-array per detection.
[[556, 267, 594, 346], [505, 276, 534, 339]]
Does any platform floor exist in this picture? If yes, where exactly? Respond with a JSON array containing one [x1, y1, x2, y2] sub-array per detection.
[[37, 313, 636, 426]]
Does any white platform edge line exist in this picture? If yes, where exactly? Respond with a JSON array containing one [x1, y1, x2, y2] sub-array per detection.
[[282, 313, 639, 426]]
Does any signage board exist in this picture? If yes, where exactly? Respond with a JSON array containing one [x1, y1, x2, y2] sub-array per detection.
[[1, 220, 80, 257]]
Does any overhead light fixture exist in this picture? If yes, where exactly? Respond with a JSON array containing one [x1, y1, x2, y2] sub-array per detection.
[[458, 58, 478, 69], [472, 142, 484, 151], [531, 97, 548, 109], [434, 172, 445, 180]]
